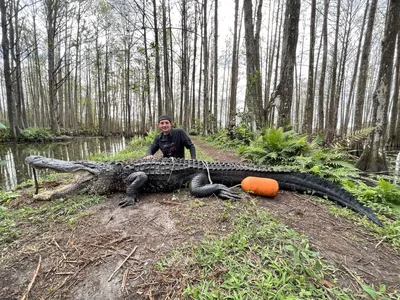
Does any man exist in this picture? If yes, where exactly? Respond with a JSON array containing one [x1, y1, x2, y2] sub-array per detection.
[[145, 115, 196, 159]]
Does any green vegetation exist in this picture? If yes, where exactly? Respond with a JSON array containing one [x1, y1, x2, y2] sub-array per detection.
[[0, 193, 103, 244], [1, 127, 398, 298], [204, 126, 400, 248], [19, 127, 53, 141], [157, 202, 398, 299], [207, 127, 400, 205]]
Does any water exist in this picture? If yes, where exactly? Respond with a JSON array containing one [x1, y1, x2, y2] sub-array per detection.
[[0, 136, 131, 191]]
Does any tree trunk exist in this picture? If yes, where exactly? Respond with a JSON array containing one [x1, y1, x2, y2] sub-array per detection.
[[202, 0, 209, 135], [243, 0, 263, 129], [191, 1, 199, 128], [354, 0, 378, 132], [273, 0, 300, 128], [0, 0, 17, 139], [45, 0, 61, 135], [303, 0, 316, 135], [213, 0, 218, 132], [324, 0, 340, 143], [388, 32, 400, 149], [317, 0, 329, 132], [162, 0, 173, 117], [228, 0, 239, 129], [356, 0, 400, 172], [343, 0, 369, 135], [152, 0, 162, 118]]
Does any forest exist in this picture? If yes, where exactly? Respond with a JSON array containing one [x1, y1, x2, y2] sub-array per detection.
[[0, 0, 399, 172]]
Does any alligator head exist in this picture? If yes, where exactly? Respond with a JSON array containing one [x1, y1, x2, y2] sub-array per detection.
[[25, 155, 120, 200]]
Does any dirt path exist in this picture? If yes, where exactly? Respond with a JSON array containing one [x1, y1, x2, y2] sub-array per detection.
[[0, 138, 399, 299]]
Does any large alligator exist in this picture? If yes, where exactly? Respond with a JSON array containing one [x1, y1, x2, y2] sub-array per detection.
[[25, 155, 383, 226]]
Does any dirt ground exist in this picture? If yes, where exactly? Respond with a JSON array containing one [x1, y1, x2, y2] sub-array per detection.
[[1, 138, 400, 299]]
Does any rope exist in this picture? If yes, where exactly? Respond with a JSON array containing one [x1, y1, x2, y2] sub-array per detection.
[[167, 157, 175, 182], [201, 160, 213, 184]]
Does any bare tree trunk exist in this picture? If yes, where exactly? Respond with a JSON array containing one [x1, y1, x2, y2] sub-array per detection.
[[303, 0, 316, 135], [228, 0, 239, 129], [356, 0, 399, 172], [45, 0, 61, 135], [243, 0, 264, 129], [152, 0, 162, 118], [273, 0, 300, 128], [0, 0, 17, 138], [202, 0, 209, 135], [324, 0, 341, 143], [12, 0, 27, 130], [388, 32, 400, 149], [95, 26, 103, 135], [317, 0, 329, 132], [265, 0, 281, 126], [343, 0, 370, 135], [143, 1, 153, 130], [162, 0, 173, 117], [354, 0, 378, 132], [191, 1, 199, 128], [212, 0, 218, 132]]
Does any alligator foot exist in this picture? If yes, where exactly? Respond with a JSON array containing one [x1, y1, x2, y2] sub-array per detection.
[[119, 196, 138, 208], [216, 186, 242, 201]]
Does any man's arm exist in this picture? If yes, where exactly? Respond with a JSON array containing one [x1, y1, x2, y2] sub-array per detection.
[[188, 144, 196, 159], [181, 130, 196, 159], [145, 135, 160, 158]]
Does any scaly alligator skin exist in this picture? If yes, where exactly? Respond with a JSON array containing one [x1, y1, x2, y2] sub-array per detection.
[[25, 155, 383, 226]]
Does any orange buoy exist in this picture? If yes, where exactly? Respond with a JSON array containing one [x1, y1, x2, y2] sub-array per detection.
[[241, 176, 279, 197]]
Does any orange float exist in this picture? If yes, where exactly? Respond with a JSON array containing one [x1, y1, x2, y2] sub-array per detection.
[[241, 176, 279, 197]]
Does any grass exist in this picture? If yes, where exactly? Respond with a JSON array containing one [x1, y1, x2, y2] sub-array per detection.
[[156, 201, 399, 299], [0, 193, 103, 244]]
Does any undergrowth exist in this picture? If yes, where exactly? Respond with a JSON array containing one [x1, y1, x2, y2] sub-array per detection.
[[0, 192, 103, 244], [156, 203, 398, 299]]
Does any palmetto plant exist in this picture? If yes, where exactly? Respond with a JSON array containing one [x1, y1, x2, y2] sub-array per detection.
[[238, 127, 359, 183]]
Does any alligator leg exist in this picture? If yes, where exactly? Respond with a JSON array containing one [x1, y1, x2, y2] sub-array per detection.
[[119, 172, 148, 207], [189, 173, 241, 200]]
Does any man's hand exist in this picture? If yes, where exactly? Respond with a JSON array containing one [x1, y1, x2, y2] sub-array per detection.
[[144, 155, 154, 159]]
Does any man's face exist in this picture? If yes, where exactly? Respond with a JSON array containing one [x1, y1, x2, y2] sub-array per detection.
[[158, 120, 172, 134]]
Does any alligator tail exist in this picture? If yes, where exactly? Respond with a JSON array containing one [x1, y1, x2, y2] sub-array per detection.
[[267, 172, 383, 226]]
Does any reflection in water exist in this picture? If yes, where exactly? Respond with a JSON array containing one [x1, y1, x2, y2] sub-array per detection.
[[0, 136, 131, 191]]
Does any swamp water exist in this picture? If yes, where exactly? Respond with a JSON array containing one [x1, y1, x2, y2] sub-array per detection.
[[0, 136, 131, 191]]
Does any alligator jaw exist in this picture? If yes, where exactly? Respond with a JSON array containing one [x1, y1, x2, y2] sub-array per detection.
[[25, 155, 100, 175], [33, 171, 94, 201]]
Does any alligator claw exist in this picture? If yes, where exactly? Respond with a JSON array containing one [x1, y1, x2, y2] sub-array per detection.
[[118, 197, 138, 208], [217, 188, 241, 200]]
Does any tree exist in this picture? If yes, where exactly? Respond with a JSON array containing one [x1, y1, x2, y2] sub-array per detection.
[[212, 0, 218, 132], [243, 0, 263, 129], [356, 0, 400, 172], [228, 0, 240, 129], [152, 0, 162, 118], [1, 0, 17, 138], [162, 0, 173, 117], [324, 0, 341, 143], [273, 0, 300, 128], [202, 0, 209, 135], [44, 0, 63, 135], [303, 0, 316, 135], [317, 0, 329, 132], [388, 32, 400, 149], [354, 0, 378, 132]]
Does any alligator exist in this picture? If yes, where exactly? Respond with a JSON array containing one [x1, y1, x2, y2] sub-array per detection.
[[25, 155, 383, 226]]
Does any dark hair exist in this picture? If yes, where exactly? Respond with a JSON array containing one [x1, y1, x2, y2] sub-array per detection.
[[158, 115, 172, 123]]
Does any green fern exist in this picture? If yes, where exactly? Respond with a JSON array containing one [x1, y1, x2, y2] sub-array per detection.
[[331, 127, 375, 148]]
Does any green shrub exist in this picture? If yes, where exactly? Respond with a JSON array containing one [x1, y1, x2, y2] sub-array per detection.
[[20, 127, 52, 141]]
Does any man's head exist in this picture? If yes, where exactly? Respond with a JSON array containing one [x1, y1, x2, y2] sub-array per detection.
[[158, 115, 173, 134]]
